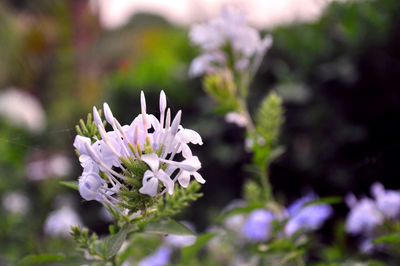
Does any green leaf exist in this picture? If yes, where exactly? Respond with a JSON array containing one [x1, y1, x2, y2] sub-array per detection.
[[305, 197, 342, 206], [144, 220, 195, 236], [59, 181, 78, 191], [181, 233, 216, 264], [373, 233, 400, 244], [17, 254, 66, 266], [105, 227, 128, 259]]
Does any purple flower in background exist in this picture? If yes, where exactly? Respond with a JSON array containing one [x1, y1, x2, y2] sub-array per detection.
[[370, 182, 400, 219], [242, 209, 275, 242], [345, 195, 383, 235], [285, 194, 332, 235], [138, 246, 172, 266]]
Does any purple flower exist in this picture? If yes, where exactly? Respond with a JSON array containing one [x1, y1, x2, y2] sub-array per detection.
[[345, 196, 383, 235], [371, 182, 400, 219], [285, 194, 332, 235], [138, 246, 172, 266], [242, 209, 275, 242]]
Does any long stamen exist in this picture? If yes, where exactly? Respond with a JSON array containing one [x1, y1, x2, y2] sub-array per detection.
[[158, 90, 167, 145], [85, 142, 127, 183], [102, 197, 124, 216], [97, 125, 122, 158], [160, 108, 171, 151], [168, 143, 181, 161], [161, 111, 181, 158], [114, 118, 136, 158], [140, 91, 149, 140]]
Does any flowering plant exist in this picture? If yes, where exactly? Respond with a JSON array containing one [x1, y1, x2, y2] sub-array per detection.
[[68, 91, 204, 264]]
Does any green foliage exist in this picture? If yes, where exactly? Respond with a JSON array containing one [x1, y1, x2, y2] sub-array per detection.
[[104, 227, 128, 259], [144, 220, 195, 236], [243, 180, 264, 205], [156, 181, 203, 219], [373, 233, 400, 244], [70, 225, 104, 261], [59, 181, 78, 191], [245, 92, 284, 202], [254, 91, 284, 161], [305, 197, 342, 207], [181, 233, 217, 264], [75, 111, 103, 143], [16, 254, 66, 266], [203, 72, 240, 113], [117, 158, 155, 214]]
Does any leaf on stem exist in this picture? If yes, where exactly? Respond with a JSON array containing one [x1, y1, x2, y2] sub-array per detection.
[[144, 220, 195, 236]]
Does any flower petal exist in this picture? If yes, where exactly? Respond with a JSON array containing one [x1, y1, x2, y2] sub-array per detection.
[[139, 177, 159, 197], [192, 172, 206, 184], [158, 169, 174, 195], [103, 102, 115, 126], [73, 135, 91, 155], [178, 171, 191, 188], [141, 153, 160, 172]]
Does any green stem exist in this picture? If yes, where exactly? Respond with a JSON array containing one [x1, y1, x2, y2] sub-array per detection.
[[295, 257, 306, 266]]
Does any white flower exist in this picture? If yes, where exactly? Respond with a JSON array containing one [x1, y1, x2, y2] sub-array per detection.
[[44, 206, 83, 237], [0, 88, 46, 133], [189, 6, 273, 76], [73, 90, 204, 206], [163, 221, 197, 248], [139, 153, 174, 197], [225, 112, 247, 127], [26, 152, 72, 181], [189, 52, 226, 77], [2, 191, 29, 215]]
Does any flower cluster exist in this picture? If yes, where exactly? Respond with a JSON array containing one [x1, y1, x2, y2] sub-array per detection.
[[241, 194, 332, 242], [73, 91, 205, 212], [189, 6, 273, 77], [345, 182, 400, 252]]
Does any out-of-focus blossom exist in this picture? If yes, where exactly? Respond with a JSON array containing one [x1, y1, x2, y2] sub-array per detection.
[[164, 234, 197, 248], [0, 88, 46, 133], [44, 206, 83, 237], [370, 182, 400, 219], [225, 112, 247, 127], [188, 52, 226, 77], [189, 6, 273, 77], [2, 191, 29, 215], [285, 194, 332, 235], [138, 246, 172, 266], [26, 152, 72, 181], [242, 209, 275, 242], [163, 221, 197, 248], [345, 196, 383, 235]]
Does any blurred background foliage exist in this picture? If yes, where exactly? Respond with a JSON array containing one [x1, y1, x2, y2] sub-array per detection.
[[0, 0, 400, 264]]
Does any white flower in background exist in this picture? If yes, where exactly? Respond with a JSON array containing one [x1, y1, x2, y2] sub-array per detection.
[[26, 152, 72, 181], [0, 88, 46, 133], [73, 90, 204, 209], [163, 221, 197, 248], [189, 6, 273, 77], [44, 206, 83, 237], [225, 112, 247, 127], [2, 191, 29, 215], [370, 182, 400, 219]]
